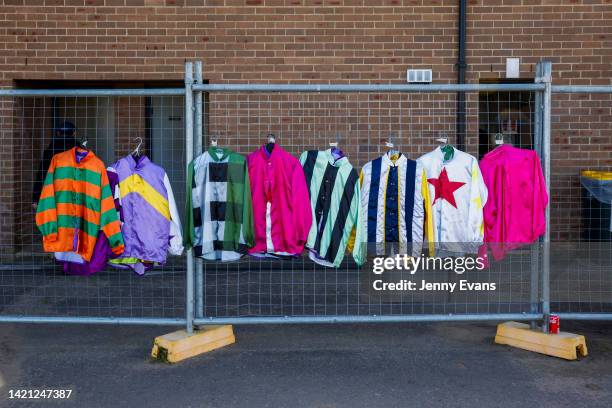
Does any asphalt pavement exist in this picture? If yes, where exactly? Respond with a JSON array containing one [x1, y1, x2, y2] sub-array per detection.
[[1, 321, 611, 408]]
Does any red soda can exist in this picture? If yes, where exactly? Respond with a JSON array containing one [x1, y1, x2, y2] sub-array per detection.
[[549, 314, 560, 334]]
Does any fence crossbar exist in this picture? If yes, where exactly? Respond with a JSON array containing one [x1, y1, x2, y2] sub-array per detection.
[[194, 314, 543, 325], [192, 83, 545, 93], [0, 88, 184, 97]]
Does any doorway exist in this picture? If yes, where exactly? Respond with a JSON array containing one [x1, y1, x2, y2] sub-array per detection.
[[478, 79, 535, 159], [149, 96, 186, 215]]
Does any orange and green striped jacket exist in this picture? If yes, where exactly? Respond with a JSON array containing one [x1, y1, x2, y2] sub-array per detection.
[[36, 147, 124, 262]]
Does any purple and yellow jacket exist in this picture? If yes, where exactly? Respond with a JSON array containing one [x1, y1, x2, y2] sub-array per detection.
[[107, 155, 183, 274]]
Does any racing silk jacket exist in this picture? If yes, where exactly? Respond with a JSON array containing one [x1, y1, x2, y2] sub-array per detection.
[[107, 155, 183, 274], [184, 147, 255, 262], [56, 168, 123, 275], [300, 149, 366, 268], [247, 144, 312, 257], [359, 152, 424, 257], [36, 147, 124, 262], [417, 146, 488, 254], [479, 144, 548, 261]]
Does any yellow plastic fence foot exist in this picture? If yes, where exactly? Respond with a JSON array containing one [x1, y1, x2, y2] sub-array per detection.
[[495, 321, 588, 360], [151, 325, 235, 363]]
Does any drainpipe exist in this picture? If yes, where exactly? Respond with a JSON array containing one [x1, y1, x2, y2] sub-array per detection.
[[456, 0, 467, 151]]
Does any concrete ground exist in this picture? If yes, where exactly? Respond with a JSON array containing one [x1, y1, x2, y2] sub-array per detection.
[[0, 322, 611, 408]]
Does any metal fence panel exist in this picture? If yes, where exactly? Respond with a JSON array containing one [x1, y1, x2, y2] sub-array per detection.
[[549, 86, 612, 321], [0, 89, 187, 325], [190, 77, 546, 326]]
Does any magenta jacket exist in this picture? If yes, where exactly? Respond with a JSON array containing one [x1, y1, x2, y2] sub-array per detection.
[[479, 145, 549, 261], [247, 145, 312, 257]]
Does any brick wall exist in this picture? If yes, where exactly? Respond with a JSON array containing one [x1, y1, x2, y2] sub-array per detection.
[[0, 0, 611, 252]]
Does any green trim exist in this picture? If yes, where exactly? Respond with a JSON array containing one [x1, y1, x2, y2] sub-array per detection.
[[184, 161, 195, 248], [441, 145, 455, 162], [109, 257, 139, 265], [208, 146, 231, 161]]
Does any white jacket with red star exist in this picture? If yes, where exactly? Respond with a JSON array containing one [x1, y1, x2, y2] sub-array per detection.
[[416, 146, 488, 254]]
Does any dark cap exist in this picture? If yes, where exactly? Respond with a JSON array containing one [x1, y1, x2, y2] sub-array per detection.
[[56, 121, 76, 136]]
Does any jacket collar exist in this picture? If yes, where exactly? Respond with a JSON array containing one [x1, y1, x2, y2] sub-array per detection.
[[436, 145, 458, 163], [126, 153, 151, 169], [208, 146, 231, 161], [382, 151, 407, 167], [324, 148, 349, 167], [483, 143, 514, 160], [71, 146, 94, 165], [259, 144, 278, 160]]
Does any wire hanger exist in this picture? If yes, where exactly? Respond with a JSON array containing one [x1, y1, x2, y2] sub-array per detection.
[[436, 132, 449, 145], [437, 132, 455, 161], [330, 132, 344, 160], [265, 133, 276, 155], [131, 137, 143, 159], [494, 133, 505, 145], [78, 134, 89, 151], [385, 133, 400, 159]]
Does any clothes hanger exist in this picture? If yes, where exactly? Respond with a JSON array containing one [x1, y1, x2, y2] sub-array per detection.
[[265, 133, 276, 155], [131, 137, 143, 159], [494, 133, 505, 145], [436, 132, 454, 161], [330, 133, 344, 160], [385, 134, 400, 159], [77, 133, 89, 151]]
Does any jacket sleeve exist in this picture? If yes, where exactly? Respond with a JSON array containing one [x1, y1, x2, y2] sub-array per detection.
[[35, 154, 58, 242], [106, 166, 123, 221], [242, 159, 255, 247], [411, 160, 425, 258], [468, 158, 488, 243], [164, 173, 184, 256], [532, 152, 549, 239], [99, 169, 125, 255], [418, 162, 435, 256], [480, 160, 497, 243], [299, 151, 318, 245], [346, 169, 364, 254], [298, 150, 307, 166], [351, 177, 366, 266], [183, 160, 195, 249], [292, 161, 312, 247]]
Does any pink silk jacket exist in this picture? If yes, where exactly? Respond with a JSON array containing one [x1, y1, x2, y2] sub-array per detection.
[[480, 145, 549, 261], [247, 145, 312, 257]]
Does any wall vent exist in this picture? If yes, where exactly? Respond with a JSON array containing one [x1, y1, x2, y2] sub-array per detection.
[[407, 69, 432, 83]]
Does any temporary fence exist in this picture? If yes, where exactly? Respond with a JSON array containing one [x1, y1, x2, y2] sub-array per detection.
[[0, 60, 609, 336], [0, 89, 187, 327], [548, 84, 612, 322]]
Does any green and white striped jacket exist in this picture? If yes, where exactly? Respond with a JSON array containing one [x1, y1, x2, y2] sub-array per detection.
[[300, 149, 366, 268]]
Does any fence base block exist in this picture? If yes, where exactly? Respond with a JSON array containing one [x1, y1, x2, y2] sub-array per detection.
[[151, 325, 235, 363], [495, 321, 588, 360]]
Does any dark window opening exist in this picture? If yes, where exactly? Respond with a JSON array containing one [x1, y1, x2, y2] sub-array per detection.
[[478, 79, 535, 159]]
